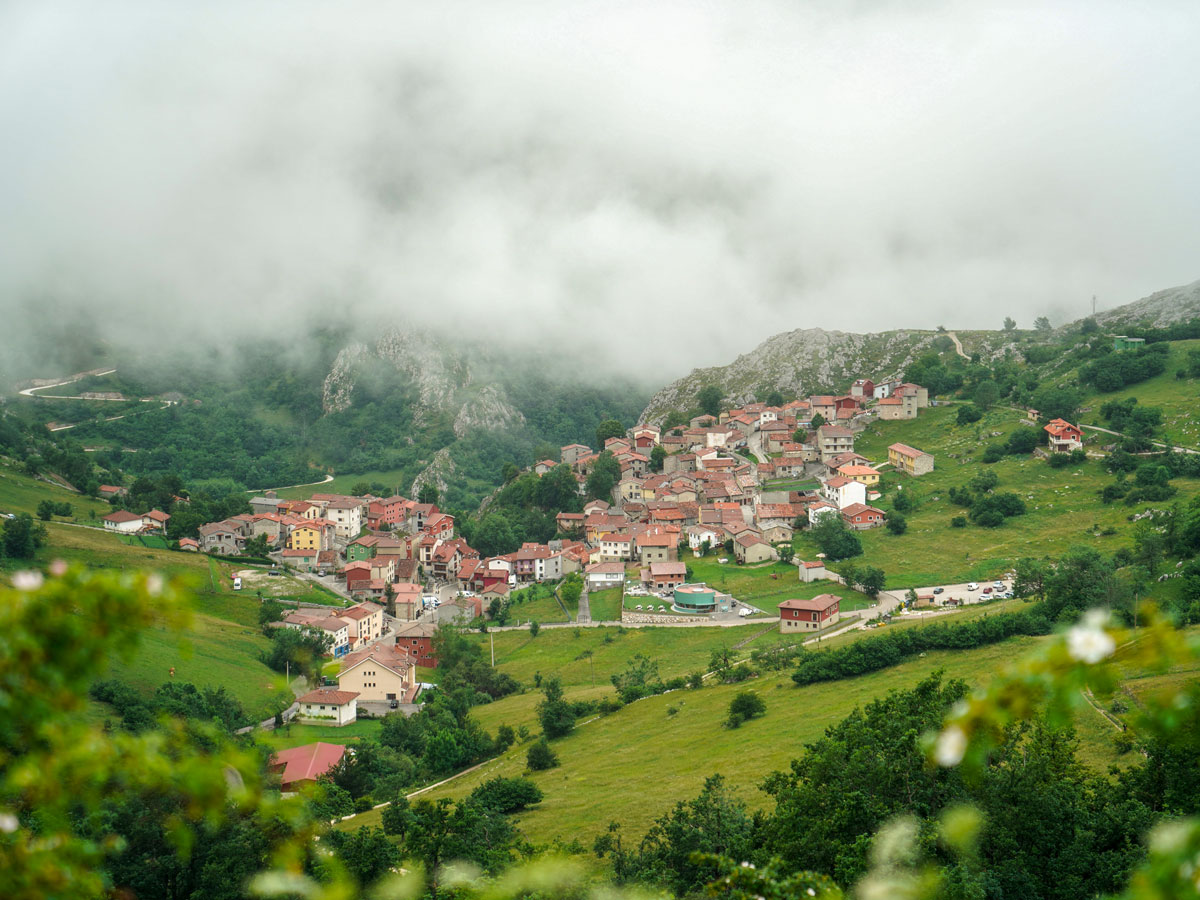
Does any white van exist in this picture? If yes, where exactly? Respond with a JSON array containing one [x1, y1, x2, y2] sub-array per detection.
[[233, 577, 242, 591]]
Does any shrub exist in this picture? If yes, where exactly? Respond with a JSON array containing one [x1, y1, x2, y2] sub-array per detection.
[[951, 516, 967, 528], [956, 404, 983, 426], [526, 738, 559, 771], [727, 691, 766, 728], [886, 513, 907, 535], [467, 776, 544, 814]]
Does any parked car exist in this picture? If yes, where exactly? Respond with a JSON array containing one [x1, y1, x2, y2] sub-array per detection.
[[932, 587, 944, 595], [982, 587, 993, 595], [233, 577, 242, 591], [992, 581, 1006, 590], [966, 582, 979, 591], [389, 699, 399, 709]]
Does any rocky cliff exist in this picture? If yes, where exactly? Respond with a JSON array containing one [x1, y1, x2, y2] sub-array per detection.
[[640, 327, 936, 425], [1089, 279, 1200, 329]]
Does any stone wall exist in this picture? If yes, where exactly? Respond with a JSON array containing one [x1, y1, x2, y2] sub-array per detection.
[[621, 610, 705, 626]]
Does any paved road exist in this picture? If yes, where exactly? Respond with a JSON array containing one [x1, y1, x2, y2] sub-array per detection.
[[18, 368, 118, 397], [577, 584, 592, 624], [880, 577, 1013, 612]]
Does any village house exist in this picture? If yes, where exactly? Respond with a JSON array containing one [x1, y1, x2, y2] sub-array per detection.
[[598, 533, 634, 562], [97, 484, 127, 500], [641, 561, 688, 591], [178, 537, 200, 552], [394, 621, 438, 668], [102, 510, 145, 534], [635, 530, 679, 565], [797, 560, 829, 582], [269, 743, 347, 790], [585, 561, 626, 591], [778, 595, 840, 633], [337, 645, 418, 704], [888, 442, 935, 476], [555, 511, 585, 536], [837, 464, 881, 486], [198, 520, 247, 555], [560, 443, 592, 466], [1044, 418, 1084, 453], [841, 502, 887, 530], [850, 378, 875, 399], [807, 500, 840, 526], [281, 612, 352, 657], [685, 524, 722, 554], [895, 383, 929, 408], [281, 547, 318, 571], [875, 395, 918, 420], [295, 688, 359, 727], [816, 425, 855, 461], [340, 601, 385, 647], [733, 532, 778, 564], [823, 476, 868, 510], [288, 521, 333, 552], [391, 582, 424, 621]]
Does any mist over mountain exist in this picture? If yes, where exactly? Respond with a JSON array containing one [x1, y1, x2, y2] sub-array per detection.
[[3, 1, 1200, 387]]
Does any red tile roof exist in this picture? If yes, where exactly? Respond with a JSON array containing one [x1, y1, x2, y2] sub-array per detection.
[[271, 742, 347, 786]]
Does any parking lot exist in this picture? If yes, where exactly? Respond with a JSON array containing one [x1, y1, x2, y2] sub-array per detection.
[[881, 578, 1014, 612]]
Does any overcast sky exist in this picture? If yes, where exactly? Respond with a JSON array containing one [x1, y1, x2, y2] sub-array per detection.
[[2, 0, 1199, 380]]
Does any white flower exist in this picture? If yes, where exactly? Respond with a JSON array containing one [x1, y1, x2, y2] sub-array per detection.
[[146, 574, 164, 596], [935, 726, 968, 767], [11, 571, 43, 591], [0, 812, 18, 833], [49, 559, 68, 577], [1066, 611, 1115, 664]]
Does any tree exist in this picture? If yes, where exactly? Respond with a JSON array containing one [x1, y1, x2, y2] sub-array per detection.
[[244, 532, 270, 557], [528, 619, 540, 638], [810, 412, 827, 429], [595, 419, 626, 448], [1004, 316, 1017, 331], [1034, 315, 1052, 332], [956, 404, 983, 426], [765, 390, 784, 408], [727, 691, 766, 728], [384, 581, 396, 618], [649, 445, 667, 473], [473, 511, 517, 557], [974, 379, 1000, 409], [697, 385, 723, 418], [501, 462, 519, 483], [792, 428, 806, 443], [418, 483, 439, 505], [536, 676, 575, 738], [36, 500, 55, 522], [857, 566, 886, 598], [585, 451, 622, 501], [2, 513, 40, 560], [1043, 546, 1118, 621], [886, 513, 907, 535], [526, 737, 558, 771], [322, 825, 402, 887], [811, 515, 862, 560], [559, 574, 583, 612], [777, 543, 795, 564], [467, 776, 544, 814]]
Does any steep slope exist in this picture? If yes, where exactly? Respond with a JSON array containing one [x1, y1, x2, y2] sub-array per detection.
[[640, 328, 936, 425], [1089, 278, 1200, 329]]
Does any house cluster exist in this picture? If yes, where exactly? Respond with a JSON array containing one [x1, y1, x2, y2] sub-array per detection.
[[275, 601, 385, 658]]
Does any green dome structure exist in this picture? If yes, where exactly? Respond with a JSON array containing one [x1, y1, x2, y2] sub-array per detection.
[[673, 583, 717, 614]]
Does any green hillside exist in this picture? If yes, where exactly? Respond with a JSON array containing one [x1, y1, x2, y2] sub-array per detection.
[[343, 629, 1135, 844], [800, 403, 1200, 588]]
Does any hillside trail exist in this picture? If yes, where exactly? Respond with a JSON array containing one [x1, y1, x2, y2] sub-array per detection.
[[243, 473, 335, 493], [945, 331, 970, 359]]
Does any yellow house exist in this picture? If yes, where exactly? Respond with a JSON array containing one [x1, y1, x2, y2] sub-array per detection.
[[289, 523, 323, 551], [337, 646, 416, 703], [837, 464, 881, 486], [888, 443, 935, 477]]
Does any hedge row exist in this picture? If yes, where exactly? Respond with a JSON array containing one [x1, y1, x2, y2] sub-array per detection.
[[791, 608, 1051, 686]]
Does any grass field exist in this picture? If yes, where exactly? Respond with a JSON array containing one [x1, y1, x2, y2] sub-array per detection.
[[803, 404, 1200, 588], [506, 586, 571, 624], [269, 468, 411, 501], [587, 587, 623, 622], [345, 634, 1086, 843], [33, 523, 295, 719], [1075, 339, 1200, 449], [0, 457, 112, 521], [258, 718, 383, 752], [684, 557, 874, 613]]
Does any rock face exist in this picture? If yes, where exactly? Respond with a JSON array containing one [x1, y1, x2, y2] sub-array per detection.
[[1089, 279, 1200, 329], [640, 327, 935, 425]]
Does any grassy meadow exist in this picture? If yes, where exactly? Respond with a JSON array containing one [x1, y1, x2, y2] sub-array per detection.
[[800, 404, 1200, 588]]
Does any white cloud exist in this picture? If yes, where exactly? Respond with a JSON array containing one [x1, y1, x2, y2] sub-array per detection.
[[1, 0, 1198, 380]]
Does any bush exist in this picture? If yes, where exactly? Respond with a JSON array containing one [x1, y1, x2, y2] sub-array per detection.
[[886, 513, 907, 535], [956, 404, 983, 426], [950, 516, 967, 528], [467, 776, 544, 814], [526, 738, 559, 771], [353, 796, 375, 813], [727, 691, 766, 728]]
